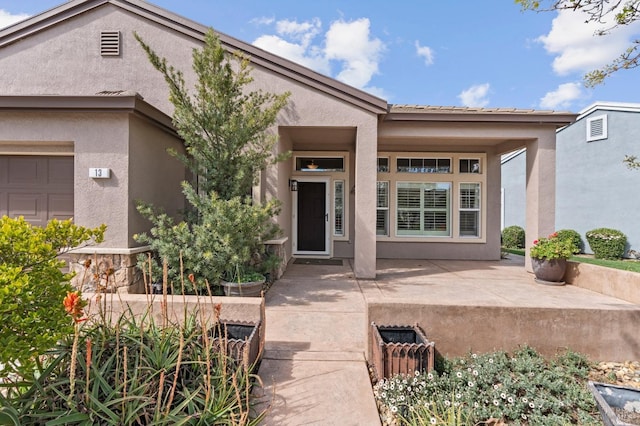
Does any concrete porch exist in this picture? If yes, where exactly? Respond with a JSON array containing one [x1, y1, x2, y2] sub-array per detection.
[[364, 256, 640, 361]]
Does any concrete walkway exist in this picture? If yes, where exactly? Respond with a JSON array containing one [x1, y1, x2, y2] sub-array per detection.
[[254, 261, 381, 425]]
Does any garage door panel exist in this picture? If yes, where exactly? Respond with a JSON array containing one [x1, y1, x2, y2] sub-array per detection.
[[8, 193, 45, 224], [0, 155, 73, 226], [48, 193, 74, 220], [48, 157, 74, 186], [8, 157, 41, 185]]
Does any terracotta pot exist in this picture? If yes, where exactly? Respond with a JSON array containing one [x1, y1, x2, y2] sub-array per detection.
[[531, 257, 567, 284], [221, 277, 265, 297]]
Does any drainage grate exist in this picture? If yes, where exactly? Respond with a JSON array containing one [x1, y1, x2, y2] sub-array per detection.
[[293, 258, 343, 266]]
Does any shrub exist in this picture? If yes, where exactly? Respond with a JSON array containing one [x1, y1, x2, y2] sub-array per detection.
[[0, 216, 105, 380], [530, 232, 578, 260], [0, 297, 264, 425], [501, 226, 525, 249], [374, 347, 598, 425], [586, 228, 627, 260], [556, 229, 584, 253]]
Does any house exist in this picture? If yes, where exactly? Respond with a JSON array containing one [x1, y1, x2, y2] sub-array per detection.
[[0, 0, 576, 289], [501, 102, 640, 254]]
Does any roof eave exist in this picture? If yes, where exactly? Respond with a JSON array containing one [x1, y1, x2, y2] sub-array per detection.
[[0, 94, 177, 135], [384, 111, 578, 127]]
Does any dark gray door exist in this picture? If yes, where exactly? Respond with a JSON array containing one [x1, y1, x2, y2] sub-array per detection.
[[297, 181, 326, 251]]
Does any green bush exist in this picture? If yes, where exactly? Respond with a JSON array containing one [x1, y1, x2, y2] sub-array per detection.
[[0, 216, 105, 379], [501, 225, 525, 249], [135, 185, 281, 294], [556, 229, 584, 253], [586, 228, 627, 260]]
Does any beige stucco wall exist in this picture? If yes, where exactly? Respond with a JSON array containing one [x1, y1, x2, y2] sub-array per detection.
[[0, 110, 185, 251], [128, 114, 186, 247], [0, 111, 130, 246]]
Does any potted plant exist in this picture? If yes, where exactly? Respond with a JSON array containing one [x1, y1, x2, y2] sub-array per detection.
[[530, 232, 578, 284]]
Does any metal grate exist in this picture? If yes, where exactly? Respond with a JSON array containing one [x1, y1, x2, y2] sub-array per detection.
[[100, 30, 120, 56]]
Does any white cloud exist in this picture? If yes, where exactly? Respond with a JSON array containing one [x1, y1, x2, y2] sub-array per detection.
[[253, 33, 329, 74], [250, 16, 275, 26], [252, 17, 385, 96], [414, 40, 434, 66], [0, 9, 30, 29], [458, 83, 490, 107], [325, 18, 385, 88], [538, 8, 640, 75], [539, 82, 583, 109]]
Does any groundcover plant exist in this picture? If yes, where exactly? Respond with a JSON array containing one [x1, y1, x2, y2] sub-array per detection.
[[374, 346, 599, 425]]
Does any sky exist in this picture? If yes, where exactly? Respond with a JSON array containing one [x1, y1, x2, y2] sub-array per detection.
[[1, 1, 639, 113]]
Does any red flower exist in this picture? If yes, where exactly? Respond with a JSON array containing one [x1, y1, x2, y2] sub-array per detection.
[[63, 291, 87, 322], [533, 239, 539, 245], [550, 232, 558, 238]]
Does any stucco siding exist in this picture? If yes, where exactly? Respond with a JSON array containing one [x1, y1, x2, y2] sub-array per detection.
[[0, 111, 131, 246], [127, 114, 186, 247], [556, 109, 640, 251], [501, 151, 526, 229], [502, 107, 640, 253]]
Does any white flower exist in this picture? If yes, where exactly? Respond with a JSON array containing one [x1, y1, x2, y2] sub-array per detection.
[[529, 402, 535, 408], [493, 384, 500, 390], [522, 397, 528, 403], [430, 418, 437, 425], [454, 401, 460, 407], [472, 353, 478, 359], [456, 372, 463, 378], [522, 414, 527, 420], [508, 396, 514, 403], [489, 358, 494, 364], [468, 381, 475, 388], [472, 370, 479, 376], [493, 400, 500, 406], [501, 393, 506, 399], [399, 395, 405, 402], [391, 405, 398, 413], [427, 373, 434, 380], [474, 402, 479, 408], [444, 400, 451, 407], [456, 393, 462, 399]]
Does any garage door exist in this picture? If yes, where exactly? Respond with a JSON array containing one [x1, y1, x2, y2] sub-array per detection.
[[0, 156, 74, 227]]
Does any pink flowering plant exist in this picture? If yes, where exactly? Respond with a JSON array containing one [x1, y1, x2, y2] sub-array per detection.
[[530, 232, 579, 260]]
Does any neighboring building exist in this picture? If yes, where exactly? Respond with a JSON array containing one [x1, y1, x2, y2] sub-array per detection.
[[501, 102, 640, 253], [0, 0, 575, 287]]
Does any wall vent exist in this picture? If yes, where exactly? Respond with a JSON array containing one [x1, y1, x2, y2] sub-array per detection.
[[586, 114, 608, 141], [100, 31, 120, 56]]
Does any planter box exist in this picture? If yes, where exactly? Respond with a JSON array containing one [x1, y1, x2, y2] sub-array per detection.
[[211, 321, 262, 370], [371, 322, 434, 380], [221, 278, 265, 297], [588, 381, 640, 426]]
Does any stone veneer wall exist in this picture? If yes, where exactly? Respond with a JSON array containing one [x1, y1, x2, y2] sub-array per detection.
[[69, 252, 144, 293]]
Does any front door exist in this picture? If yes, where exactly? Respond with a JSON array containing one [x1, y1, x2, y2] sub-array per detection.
[[294, 180, 329, 255]]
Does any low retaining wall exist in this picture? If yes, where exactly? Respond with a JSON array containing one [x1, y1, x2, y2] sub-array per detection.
[[367, 302, 640, 362], [565, 261, 640, 305], [83, 293, 264, 331]]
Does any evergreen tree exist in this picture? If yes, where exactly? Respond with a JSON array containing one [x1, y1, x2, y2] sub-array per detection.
[[134, 30, 290, 292]]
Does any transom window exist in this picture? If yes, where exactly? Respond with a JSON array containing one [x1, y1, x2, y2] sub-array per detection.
[[459, 158, 480, 173], [396, 182, 451, 236], [397, 157, 451, 173], [295, 157, 344, 172]]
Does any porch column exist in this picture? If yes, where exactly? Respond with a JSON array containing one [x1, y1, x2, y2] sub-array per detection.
[[354, 119, 377, 279], [525, 130, 556, 272]]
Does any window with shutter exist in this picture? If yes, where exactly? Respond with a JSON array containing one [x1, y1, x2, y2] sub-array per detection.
[[396, 182, 450, 236]]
